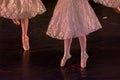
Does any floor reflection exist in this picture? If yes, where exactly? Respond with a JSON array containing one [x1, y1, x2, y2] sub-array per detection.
[[22, 51, 30, 80], [60, 65, 88, 80]]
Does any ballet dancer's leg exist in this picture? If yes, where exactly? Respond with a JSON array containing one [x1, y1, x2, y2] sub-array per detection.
[[79, 35, 88, 68], [21, 18, 30, 50], [60, 39, 72, 67]]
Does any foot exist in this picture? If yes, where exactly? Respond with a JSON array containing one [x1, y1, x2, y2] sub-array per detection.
[[60, 53, 71, 67], [114, 7, 120, 13], [22, 35, 30, 51], [81, 52, 89, 68], [12, 19, 20, 25]]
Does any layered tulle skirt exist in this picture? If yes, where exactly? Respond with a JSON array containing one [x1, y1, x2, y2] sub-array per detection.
[[46, 0, 102, 39], [93, 0, 120, 8], [0, 0, 46, 19]]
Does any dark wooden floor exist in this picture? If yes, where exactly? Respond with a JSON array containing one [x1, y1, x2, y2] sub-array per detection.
[[0, 0, 120, 80]]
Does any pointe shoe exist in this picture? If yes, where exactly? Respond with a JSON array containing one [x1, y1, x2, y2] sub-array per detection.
[[22, 35, 30, 51], [12, 19, 20, 25], [114, 7, 120, 14], [60, 54, 71, 67], [81, 53, 89, 68]]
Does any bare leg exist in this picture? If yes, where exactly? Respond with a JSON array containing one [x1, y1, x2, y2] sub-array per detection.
[[60, 39, 72, 67], [79, 35, 88, 68], [12, 19, 20, 25], [21, 18, 30, 51]]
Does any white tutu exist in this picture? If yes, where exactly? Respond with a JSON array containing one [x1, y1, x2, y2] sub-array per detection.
[[93, 0, 120, 8], [46, 0, 102, 39], [0, 0, 46, 19]]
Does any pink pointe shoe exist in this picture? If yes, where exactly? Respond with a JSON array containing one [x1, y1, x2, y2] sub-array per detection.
[[81, 52, 89, 68], [114, 7, 120, 14], [60, 53, 71, 67], [22, 35, 30, 51], [12, 19, 20, 25]]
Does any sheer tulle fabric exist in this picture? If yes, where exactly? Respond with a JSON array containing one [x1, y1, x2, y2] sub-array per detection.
[[46, 0, 102, 39], [0, 0, 46, 19], [93, 0, 120, 8]]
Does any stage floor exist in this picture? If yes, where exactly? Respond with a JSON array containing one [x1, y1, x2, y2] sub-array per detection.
[[0, 0, 120, 80]]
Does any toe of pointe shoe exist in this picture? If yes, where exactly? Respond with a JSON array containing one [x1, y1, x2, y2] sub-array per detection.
[[81, 53, 89, 68], [60, 57, 71, 67], [23, 47, 30, 51], [13, 20, 20, 25], [22, 37, 30, 51], [60, 60, 65, 67], [81, 63, 86, 69], [23, 43, 30, 51], [114, 8, 120, 14], [60, 54, 72, 67], [23, 42, 30, 51], [60, 58, 68, 67]]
